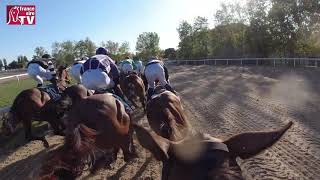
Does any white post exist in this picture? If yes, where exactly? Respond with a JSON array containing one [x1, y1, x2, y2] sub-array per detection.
[[294, 59, 296, 68], [16, 75, 20, 83], [273, 59, 276, 67], [227, 59, 229, 65], [215, 60, 217, 65]]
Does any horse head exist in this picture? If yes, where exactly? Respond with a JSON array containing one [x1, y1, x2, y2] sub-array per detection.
[[1, 111, 19, 136], [57, 65, 71, 84], [134, 121, 293, 180], [54, 65, 71, 92]]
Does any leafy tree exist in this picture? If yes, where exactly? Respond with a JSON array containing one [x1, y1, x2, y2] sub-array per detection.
[[176, 0, 320, 59], [52, 41, 76, 66], [119, 41, 130, 55], [102, 40, 119, 55], [74, 37, 96, 58], [164, 48, 177, 60], [136, 32, 161, 59], [177, 21, 193, 59], [33, 46, 48, 59], [192, 16, 210, 58], [17, 55, 28, 68], [8, 60, 23, 69], [3, 59, 7, 70]]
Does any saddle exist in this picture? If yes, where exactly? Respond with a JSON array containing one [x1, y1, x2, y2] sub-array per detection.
[[38, 84, 61, 101], [150, 88, 167, 100]]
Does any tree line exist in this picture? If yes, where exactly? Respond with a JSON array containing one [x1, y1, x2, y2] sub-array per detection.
[[176, 0, 320, 59], [2, 0, 319, 69]]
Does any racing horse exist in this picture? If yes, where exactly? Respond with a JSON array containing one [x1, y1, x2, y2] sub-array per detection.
[[1, 66, 71, 148], [134, 121, 293, 180], [38, 92, 137, 179], [120, 72, 146, 111], [146, 87, 189, 141]]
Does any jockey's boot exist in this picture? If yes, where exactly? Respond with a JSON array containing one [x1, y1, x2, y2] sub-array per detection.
[[147, 88, 154, 101], [37, 83, 43, 87], [164, 84, 176, 95]]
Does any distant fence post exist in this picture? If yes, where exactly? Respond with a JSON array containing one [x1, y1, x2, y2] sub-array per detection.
[[294, 58, 296, 68], [273, 59, 276, 67]]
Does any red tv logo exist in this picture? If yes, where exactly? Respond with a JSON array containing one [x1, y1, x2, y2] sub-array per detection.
[[7, 5, 36, 25]]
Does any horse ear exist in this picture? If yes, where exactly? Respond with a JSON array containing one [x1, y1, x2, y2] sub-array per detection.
[[223, 121, 293, 159], [133, 124, 170, 161]]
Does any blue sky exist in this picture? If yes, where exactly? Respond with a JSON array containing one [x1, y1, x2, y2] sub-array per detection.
[[0, 0, 239, 62]]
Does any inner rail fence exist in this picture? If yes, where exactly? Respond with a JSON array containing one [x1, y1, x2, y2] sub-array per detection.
[[165, 58, 320, 68], [1, 58, 320, 117]]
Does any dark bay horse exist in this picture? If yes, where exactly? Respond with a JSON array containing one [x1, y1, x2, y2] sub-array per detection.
[[146, 89, 189, 141], [120, 72, 146, 111], [1, 66, 71, 147], [134, 121, 293, 180], [38, 92, 137, 179]]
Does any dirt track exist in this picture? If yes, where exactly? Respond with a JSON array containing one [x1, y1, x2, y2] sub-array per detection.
[[1, 65, 320, 179]]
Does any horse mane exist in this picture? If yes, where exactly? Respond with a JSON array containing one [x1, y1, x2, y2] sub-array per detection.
[[62, 123, 98, 176]]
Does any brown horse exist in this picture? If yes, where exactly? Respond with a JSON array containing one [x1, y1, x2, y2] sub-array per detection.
[[38, 92, 137, 179], [120, 72, 146, 111], [1, 66, 71, 147], [146, 89, 189, 141], [134, 121, 293, 180]]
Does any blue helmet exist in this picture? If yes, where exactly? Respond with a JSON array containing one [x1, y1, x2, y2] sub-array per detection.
[[96, 47, 108, 55]]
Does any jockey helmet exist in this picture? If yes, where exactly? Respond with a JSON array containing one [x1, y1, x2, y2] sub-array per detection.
[[96, 47, 108, 55], [42, 54, 51, 59]]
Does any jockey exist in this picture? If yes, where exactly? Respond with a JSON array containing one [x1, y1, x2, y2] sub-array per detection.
[[144, 56, 175, 100], [27, 54, 55, 87], [120, 56, 136, 75], [70, 57, 88, 84], [80, 47, 126, 100], [134, 59, 144, 76]]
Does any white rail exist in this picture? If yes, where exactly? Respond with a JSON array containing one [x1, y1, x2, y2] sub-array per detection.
[[166, 58, 320, 68], [0, 73, 28, 81], [0, 107, 10, 115]]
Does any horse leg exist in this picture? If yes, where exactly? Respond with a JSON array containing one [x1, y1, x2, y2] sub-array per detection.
[[121, 127, 138, 162], [49, 121, 65, 136], [23, 118, 49, 148], [90, 151, 114, 174], [139, 94, 146, 112], [113, 147, 120, 161]]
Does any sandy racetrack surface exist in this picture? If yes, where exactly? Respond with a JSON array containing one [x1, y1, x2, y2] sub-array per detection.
[[1, 65, 320, 179]]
